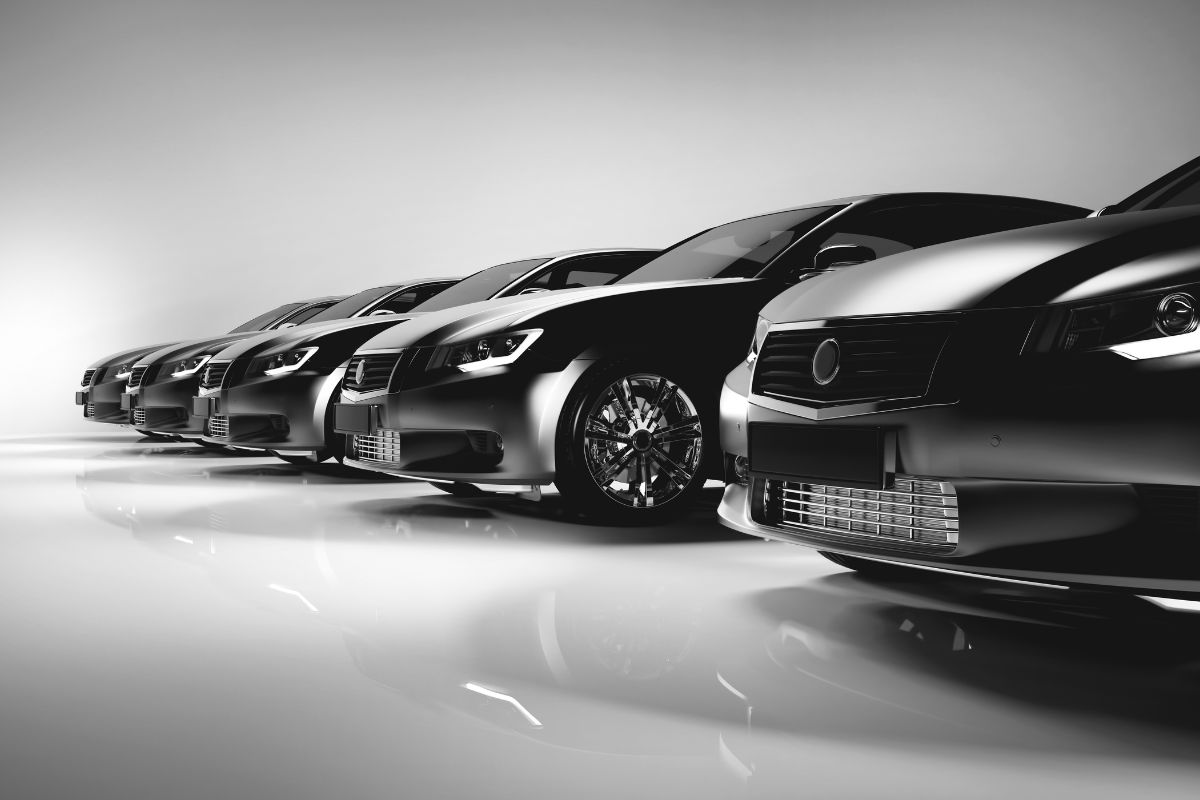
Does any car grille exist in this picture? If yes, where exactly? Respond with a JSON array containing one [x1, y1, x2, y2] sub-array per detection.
[[84, 403, 95, 417], [770, 475, 958, 548], [127, 365, 150, 388], [132, 407, 146, 427], [344, 352, 404, 393], [353, 430, 402, 463], [753, 320, 954, 405], [81, 368, 96, 386], [208, 415, 230, 438], [200, 361, 231, 390]]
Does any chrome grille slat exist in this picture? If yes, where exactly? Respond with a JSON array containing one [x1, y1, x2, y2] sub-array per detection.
[[753, 321, 954, 404], [84, 403, 95, 417], [353, 430, 402, 463], [200, 361, 232, 391], [344, 352, 404, 393], [127, 365, 150, 389], [772, 474, 959, 548], [208, 415, 230, 438], [81, 368, 96, 386], [132, 408, 146, 427]]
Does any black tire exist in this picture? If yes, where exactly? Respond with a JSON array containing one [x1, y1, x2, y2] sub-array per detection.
[[431, 482, 488, 498], [820, 551, 929, 581], [555, 361, 714, 523]]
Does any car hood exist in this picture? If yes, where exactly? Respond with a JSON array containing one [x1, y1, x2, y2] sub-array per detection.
[[210, 316, 419, 362], [354, 278, 759, 350], [87, 341, 180, 370], [134, 331, 273, 368], [758, 206, 1200, 322]]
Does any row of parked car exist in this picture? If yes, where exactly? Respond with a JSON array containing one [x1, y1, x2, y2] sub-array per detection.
[[78, 155, 1200, 597]]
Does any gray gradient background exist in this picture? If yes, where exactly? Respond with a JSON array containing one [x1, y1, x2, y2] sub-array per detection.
[[1, 0, 1197, 435]]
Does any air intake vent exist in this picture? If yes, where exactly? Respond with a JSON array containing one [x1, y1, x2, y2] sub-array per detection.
[[344, 352, 404, 393], [132, 407, 146, 427], [200, 361, 231, 390], [127, 365, 151, 388], [753, 320, 954, 405], [768, 475, 958, 549], [208, 415, 230, 438], [84, 403, 95, 417], [81, 368, 96, 386]]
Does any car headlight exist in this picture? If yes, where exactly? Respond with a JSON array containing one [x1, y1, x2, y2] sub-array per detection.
[[113, 363, 134, 380], [250, 347, 319, 376], [746, 317, 771, 364], [171, 354, 211, 377], [1049, 287, 1199, 353], [429, 329, 542, 373]]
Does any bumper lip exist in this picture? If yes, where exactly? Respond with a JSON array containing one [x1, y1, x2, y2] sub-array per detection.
[[718, 482, 1200, 598], [341, 456, 553, 486]]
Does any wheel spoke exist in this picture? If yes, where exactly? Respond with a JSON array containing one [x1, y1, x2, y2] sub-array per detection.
[[598, 446, 636, 485], [585, 417, 631, 444], [653, 415, 700, 443], [644, 380, 678, 430], [649, 446, 694, 489], [615, 378, 641, 426]]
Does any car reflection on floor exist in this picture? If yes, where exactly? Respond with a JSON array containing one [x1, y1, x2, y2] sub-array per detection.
[[29, 433, 1200, 797]]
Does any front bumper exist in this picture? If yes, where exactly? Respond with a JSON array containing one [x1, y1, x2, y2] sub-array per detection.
[[81, 375, 129, 423], [127, 373, 206, 435], [335, 361, 591, 485], [717, 347, 1200, 597], [199, 367, 346, 453]]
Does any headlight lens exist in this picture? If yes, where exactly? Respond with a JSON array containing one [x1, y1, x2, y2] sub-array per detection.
[[1052, 288, 1199, 352], [114, 363, 133, 380], [430, 329, 542, 372], [171, 354, 211, 377], [251, 347, 318, 376], [746, 317, 770, 364]]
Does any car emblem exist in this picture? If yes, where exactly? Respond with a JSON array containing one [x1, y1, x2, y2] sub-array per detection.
[[354, 360, 366, 385], [811, 338, 841, 385]]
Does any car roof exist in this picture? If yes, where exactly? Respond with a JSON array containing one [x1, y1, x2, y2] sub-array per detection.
[[764, 192, 1086, 215]]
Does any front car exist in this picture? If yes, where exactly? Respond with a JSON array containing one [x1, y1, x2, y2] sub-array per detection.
[[719, 201, 1200, 597], [333, 194, 1086, 517], [197, 251, 656, 462]]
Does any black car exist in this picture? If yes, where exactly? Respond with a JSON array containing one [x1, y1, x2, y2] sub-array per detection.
[[333, 193, 1086, 520], [718, 156, 1200, 596], [76, 297, 344, 432], [195, 250, 657, 463], [121, 280, 459, 440]]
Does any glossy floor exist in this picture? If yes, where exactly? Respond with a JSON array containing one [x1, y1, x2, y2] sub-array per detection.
[[4, 434, 1200, 799]]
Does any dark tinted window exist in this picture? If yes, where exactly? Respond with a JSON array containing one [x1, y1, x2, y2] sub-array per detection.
[[228, 303, 305, 333], [775, 202, 1081, 278], [505, 252, 655, 294], [411, 258, 549, 312], [617, 206, 840, 284], [275, 301, 338, 327], [306, 286, 399, 323], [1149, 176, 1200, 210]]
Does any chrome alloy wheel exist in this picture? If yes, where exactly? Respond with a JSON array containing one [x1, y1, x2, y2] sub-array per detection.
[[581, 373, 703, 509]]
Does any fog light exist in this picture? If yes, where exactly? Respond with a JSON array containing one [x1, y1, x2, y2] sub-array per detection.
[[495, 434, 503, 453]]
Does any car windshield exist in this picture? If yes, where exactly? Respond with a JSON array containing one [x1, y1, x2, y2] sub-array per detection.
[[227, 303, 305, 333], [305, 286, 400, 323], [410, 258, 549, 312], [1111, 156, 1200, 214], [616, 206, 841, 283]]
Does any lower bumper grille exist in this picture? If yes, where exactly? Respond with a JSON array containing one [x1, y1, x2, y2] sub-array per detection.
[[770, 475, 958, 548], [208, 415, 230, 438], [353, 430, 402, 463], [84, 403, 95, 418], [132, 407, 146, 427]]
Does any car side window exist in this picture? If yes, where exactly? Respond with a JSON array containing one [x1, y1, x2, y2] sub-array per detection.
[[1151, 176, 1200, 210], [773, 203, 1076, 281], [509, 253, 652, 293], [278, 301, 337, 326]]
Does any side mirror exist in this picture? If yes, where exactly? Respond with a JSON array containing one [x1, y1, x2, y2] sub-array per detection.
[[277, 322, 297, 329], [368, 309, 395, 316], [1088, 206, 1112, 218], [814, 244, 877, 270]]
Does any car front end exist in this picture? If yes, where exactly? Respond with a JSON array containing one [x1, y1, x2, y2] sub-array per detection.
[[196, 318, 416, 459], [719, 207, 1200, 597], [77, 345, 173, 426]]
